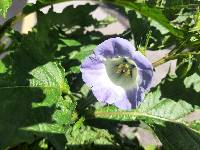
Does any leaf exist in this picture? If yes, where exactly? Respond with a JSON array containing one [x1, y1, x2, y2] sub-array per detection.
[[153, 122, 200, 150], [0, 2, 121, 148], [0, 0, 12, 17], [176, 56, 193, 78], [0, 60, 72, 149], [159, 74, 200, 107], [184, 73, 200, 92], [0, 60, 7, 73], [20, 123, 66, 134], [69, 44, 96, 61], [66, 125, 114, 146], [127, 10, 173, 50], [94, 88, 193, 121], [104, 0, 184, 38], [36, 4, 98, 32], [0, 3, 104, 148], [61, 39, 81, 47], [190, 121, 200, 131], [137, 88, 194, 120], [93, 88, 200, 149]]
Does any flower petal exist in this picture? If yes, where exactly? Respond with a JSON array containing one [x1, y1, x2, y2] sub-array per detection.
[[80, 54, 107, 87], [81, 54, 127, 104], [94, 37, 136, 58], [131, 51, 153, 70], [92, 85, 126, 104], [114, 87, 144, 110], [81, 37, 153, 110], [130, 51, 153, 90], [138, 68, 153, 90]]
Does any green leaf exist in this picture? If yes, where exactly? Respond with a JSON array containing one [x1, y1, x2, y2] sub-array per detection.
[[0, 61, 71, 149], [0, 60, 7, 73], [0, 2, 124, 148], [176, 56, 193, 78], [20, 123, 66, 134], [159, 74, 200, 108], [0, 0, 12, 17], [190, 121, 200, 131], [93, 88, 200, 149], [36, 4, 98, 32], [137, 89, 193, 120], [184, 73, 200, 92], [153, 121, 200, 150], [104, 0, 184, 38], [94, 88, 194, 121], [69, 44, 96, 61], [66, 125, 114, 146], [127, 10, 172, 50], [61, 39, 81, 47]]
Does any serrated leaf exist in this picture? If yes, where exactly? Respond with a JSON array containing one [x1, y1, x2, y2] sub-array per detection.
[[184, 73, 200, 92], [0, 61, 71, 149], [94, 88, 200, 149], [138, 89, 193, 121], [95, 88, 194, 122], [66, 125, 114, 146]]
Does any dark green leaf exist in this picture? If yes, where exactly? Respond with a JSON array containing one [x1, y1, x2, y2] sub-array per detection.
[[0, 61, 71, 149]]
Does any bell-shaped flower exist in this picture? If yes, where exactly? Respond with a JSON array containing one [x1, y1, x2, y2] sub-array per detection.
[[80, 37, 153, 110]]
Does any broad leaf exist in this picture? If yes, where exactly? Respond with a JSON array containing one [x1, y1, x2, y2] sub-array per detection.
[[93, 88, 200, 149], [0, 61, 71, 149]]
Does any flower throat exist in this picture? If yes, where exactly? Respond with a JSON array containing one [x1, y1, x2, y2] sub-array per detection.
[[115, 59, 136, 78], [104, 56, 138, 89]]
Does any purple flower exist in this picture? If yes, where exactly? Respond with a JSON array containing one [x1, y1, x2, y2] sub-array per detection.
[[80, 37, 153, 110]]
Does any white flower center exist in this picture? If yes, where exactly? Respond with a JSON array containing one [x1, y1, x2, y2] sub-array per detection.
[[104, 56, 138, 89]]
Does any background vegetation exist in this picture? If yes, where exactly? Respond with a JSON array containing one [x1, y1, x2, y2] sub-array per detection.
[[0, 0, 200, 149]]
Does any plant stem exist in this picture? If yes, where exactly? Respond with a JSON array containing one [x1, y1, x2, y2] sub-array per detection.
[[152, 51, 200, 68]]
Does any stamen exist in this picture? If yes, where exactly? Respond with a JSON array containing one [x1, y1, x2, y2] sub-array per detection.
[[104, 56, 138, 90], [114, 59, 134, 78]]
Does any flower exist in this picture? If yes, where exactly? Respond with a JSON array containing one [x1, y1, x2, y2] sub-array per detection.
[[80, 37, 153, 110]]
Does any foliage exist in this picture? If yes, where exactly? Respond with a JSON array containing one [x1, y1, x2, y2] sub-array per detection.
[[0, 0, 200, 150], [0, 0, 12, 17]]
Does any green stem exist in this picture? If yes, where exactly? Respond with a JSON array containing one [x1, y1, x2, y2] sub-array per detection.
[[152, 51, 200, 68]]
